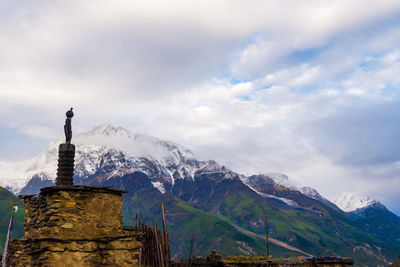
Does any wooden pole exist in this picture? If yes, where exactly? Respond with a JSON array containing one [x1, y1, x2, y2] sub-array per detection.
[[192, 239, 199, 258], [161, 202, 167, 240], [186, 236, 194, 267], [161, 202, 169, 266], [265, 212, 270, 257]]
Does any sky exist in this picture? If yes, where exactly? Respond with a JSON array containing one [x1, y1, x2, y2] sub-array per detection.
[[1, 0, 400, 214]]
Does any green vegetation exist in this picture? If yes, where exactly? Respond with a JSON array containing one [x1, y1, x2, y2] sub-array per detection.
[[0, 182, 398, 267], [0, 187, 25, 255], [122, 188, 297, 259], [217, 191, 397, 266]]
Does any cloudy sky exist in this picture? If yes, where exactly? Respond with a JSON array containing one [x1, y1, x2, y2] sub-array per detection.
[[1, 0, 400, 214]]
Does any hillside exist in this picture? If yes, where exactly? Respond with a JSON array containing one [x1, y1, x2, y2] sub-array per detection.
[[0, 187, 24, 254], [347, 202, 400, 246]]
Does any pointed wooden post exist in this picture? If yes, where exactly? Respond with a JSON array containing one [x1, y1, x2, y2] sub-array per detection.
[[161, 202, 167, 238], [186, 235, 195, 267], [161, 202, 170, 266], [265, 212, 270, 257]]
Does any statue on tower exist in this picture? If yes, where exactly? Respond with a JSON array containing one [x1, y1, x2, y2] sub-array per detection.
[[57, 108, 76, 186], [64, 108, 74, 143]]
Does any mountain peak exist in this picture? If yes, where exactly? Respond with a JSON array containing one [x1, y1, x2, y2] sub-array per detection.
[[334, 192, 379, 212], [300, 187, 321, 198], [89, 124, 132, 136], [0, 124, 194, 193], [74, 124, 193, 161]]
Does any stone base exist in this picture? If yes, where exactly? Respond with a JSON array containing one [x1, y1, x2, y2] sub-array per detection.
[[8, 235, 141, 267], [20, 186, 127, 240], [9, 185, 144, 267]]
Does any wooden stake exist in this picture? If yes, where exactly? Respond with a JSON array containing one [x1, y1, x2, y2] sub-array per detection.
[[265, 212, 270, 257]]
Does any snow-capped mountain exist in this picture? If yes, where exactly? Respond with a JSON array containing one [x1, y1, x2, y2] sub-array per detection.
[[0, 124, 226, 194], [1, 124, 400, 264], [333, 192, 379, 212], [0, 124, 385, 217], [242, 173, 299, 189]]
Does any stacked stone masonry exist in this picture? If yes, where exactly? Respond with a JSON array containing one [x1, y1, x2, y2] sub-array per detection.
[[8, 186, 142, 267]]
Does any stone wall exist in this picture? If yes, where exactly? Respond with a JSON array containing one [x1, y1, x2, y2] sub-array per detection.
[[8, 186, 144, 267], [8, 235, 142, 267], [21, 186, 124, 239], [171, 250, 354, 267]]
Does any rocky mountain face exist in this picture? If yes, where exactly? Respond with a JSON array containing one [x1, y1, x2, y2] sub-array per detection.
[[332, 192, 400, 246], [347, 200, 400, 246], [3, 124, 221, 195], [0, 125, 399, 266]]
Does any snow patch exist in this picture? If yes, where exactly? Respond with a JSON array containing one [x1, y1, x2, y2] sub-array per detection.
[[333, 192, 378, 212], [247, 185, 298, 207], [152, 181, 166, 194]]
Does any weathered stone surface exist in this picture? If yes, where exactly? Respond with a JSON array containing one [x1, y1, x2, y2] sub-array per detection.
[[9, 185, 141, 267], [20, 186, 126, 239], [171, 251, 354, 267], [8, 236, 141, 267]]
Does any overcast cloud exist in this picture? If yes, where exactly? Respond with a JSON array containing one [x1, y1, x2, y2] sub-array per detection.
[[1, 0, 400, 214]]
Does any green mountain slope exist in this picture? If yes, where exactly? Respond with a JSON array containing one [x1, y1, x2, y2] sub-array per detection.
[[348, 202, 400, 246], [219, 191, 397, 266], [2, 171, 399, 267], [0, 187, 24, 255], [173, 176, 399, 266], [122, 186, 298, 259]]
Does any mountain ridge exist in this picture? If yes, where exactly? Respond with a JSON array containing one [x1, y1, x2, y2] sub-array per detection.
[[1, 124, 399, 265]]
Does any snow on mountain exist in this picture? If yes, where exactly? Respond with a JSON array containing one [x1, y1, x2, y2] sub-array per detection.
[[0, 124, 196, 193], [151, 181, 166, 194], [264, 173, 289, 185], [334, 192, 379, 212], [249, 188, 299, 208], [300, 186, 342, 211], [75, 124, 193, 164], [300, 186, 333, 204], [1, 123, 378, 215], [0, 142, 59, 192], [241, 173, 298, 189]]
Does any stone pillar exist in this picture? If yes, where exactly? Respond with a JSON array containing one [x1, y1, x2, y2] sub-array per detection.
[[56, 143, 75, 186]]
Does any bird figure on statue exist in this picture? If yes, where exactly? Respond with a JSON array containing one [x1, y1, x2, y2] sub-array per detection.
[[64, 108, 74, 143]]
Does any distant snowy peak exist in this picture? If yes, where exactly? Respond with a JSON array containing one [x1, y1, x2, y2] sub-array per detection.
[[245, 173, 299, 189], [264, 173, 289, 183], [75, 124, 194, 163], [334, 192, 379, 212], [300, 187, 322, 199], [300, 187, 342, 211]]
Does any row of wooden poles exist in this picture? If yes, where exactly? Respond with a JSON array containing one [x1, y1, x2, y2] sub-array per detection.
[[137, 203, 171, 267], [134, 206, 270, 266], [185, 235, 199, 267]]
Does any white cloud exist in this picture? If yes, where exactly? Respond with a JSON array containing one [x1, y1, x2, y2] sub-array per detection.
[[1, 0, 400, 213]]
